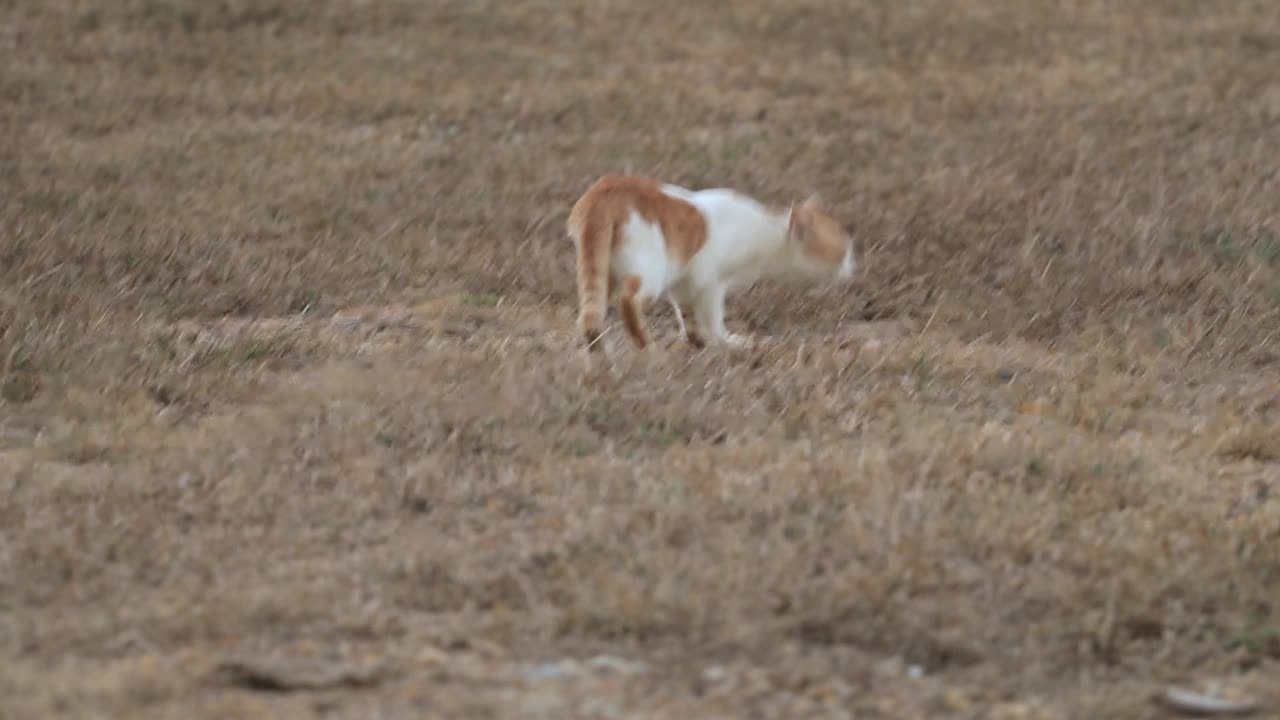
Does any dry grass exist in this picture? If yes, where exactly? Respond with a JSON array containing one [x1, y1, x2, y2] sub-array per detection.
[[3, 1, 1280, 717]]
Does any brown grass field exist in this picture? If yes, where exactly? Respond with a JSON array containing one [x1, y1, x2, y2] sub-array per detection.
[[3, 1, 1280, 718]]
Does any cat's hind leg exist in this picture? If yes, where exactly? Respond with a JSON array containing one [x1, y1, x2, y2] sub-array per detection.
[[614, 237, 668, 350], [618, 274, 654, 350]]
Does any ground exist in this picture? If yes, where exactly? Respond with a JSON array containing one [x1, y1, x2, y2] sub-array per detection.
[[3, 1, 1280, 718]]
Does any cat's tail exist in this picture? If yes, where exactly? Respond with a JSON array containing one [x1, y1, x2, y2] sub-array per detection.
[[569, 204, 615, 351]]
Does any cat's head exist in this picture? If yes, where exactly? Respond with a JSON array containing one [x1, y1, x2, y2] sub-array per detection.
[[784, 194, 858, 283]]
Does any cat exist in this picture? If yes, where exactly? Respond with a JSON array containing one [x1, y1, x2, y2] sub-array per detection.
[[567, 174, 857, 352]]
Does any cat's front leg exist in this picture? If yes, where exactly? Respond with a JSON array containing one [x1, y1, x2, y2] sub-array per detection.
[[667, 290, 706, 349], [693, 284, 754, 349]]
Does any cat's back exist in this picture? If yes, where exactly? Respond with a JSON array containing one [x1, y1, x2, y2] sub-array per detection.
[[569, 175, 668, 239], [570, 176, 763, 241], [661, 183, 749, 207], [579, 177, 756, 215], [666, 186, 770, 235], [571, 175, 698, 222]]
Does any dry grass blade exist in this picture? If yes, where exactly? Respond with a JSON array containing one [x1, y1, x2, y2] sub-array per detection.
[[1160, 687, 1259, 717], [215, 655, 388, 693]]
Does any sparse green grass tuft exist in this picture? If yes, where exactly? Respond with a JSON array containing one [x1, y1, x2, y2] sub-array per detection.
[[461, 292, 502, 308]]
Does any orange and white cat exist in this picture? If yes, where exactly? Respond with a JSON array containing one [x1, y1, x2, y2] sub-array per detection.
[[568, 174, 857, 352]]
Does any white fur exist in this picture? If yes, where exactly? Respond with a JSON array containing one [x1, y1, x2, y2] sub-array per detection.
[[607, 183, 856, 347], [613, 212, 676, 305]]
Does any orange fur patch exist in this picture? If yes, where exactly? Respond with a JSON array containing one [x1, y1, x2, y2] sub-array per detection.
[[569, 175, 708, 260], [791, 200, 847, 263], [618, 274, 647, 349], [568, 175, 708, 349]]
